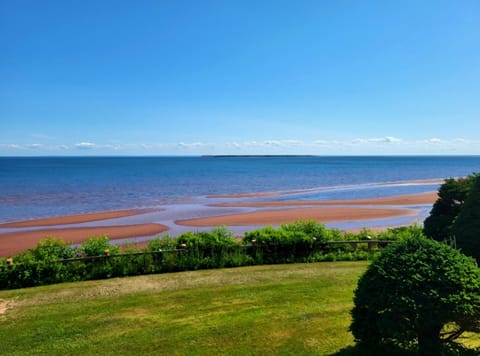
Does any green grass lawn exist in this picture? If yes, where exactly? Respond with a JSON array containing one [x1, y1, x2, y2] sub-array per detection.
[[1, 261, 478, 355], [0, 262, 366, 355]]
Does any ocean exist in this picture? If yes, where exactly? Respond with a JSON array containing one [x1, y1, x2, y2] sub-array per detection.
[[1, 156, 479, 224]]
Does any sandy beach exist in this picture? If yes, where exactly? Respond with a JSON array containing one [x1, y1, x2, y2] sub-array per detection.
[[176, 206, 419, 227], [211, 191, 438, 208], [0, 209, 158, 228], [0, 223, 168, 257], [0, 190, 439, 258]]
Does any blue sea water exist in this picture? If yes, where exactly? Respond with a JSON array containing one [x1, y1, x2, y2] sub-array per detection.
[[0, 156, 479, 223]]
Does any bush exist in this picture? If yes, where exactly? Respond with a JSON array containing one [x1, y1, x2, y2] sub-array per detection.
[[175, 227, 248, 269], [452, 174, 480, 263], [80, 235, 120, 256], [31, 237, 76, 260], [243, 225, 316, 264], [424, 174, 478, 240], [0, 223, 413, 290], [350, 236, 480, 355]]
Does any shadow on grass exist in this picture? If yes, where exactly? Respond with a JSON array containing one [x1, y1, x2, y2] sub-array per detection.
[[330, 342, 480, 356], [329, 343, 415, 356]]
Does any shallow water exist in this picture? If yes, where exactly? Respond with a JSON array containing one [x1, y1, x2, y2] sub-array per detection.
[[1, 156, 478, 223]]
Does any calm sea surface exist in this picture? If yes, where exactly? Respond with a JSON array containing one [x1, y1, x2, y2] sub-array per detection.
[[1, 156, 479, 223]]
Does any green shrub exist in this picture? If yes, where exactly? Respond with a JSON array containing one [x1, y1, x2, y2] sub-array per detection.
[[243, 225, 316, 264], [31, 237, 76, 260], [80, 235, 120, 256], [377, 225, 424, 241], [0, 223, 410, 290], [351, 236, 480, 355], [452, 174, 480, 263], [174, 227, 246, 270], [424, 174, 478, 240]]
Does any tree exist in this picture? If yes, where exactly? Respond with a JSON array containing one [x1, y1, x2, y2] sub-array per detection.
[[350, 236, 480, 355], [452, 174, 480, 263], [423, 174, 477, 241]]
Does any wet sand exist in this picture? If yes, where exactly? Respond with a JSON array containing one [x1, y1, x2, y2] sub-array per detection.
[[0, 190, 439, 257], [0, 209, 158, 228], [0, 223, 168, 257], [211, 192, 438, 208], [176, 207, 418, 227], [207, 178, 445, 199]]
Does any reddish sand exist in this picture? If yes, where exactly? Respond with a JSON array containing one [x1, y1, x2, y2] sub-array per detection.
[[0, 223, 168, 257], [0, 190, 439, 257], [0, 209, 158, 228], [176, 207, 418, 227], [211, 192, 438, 208]]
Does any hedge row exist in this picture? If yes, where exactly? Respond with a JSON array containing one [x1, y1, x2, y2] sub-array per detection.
[[0, 222, 423, 290]]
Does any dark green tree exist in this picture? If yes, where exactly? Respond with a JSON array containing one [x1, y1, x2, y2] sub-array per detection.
[[452, 174, 480, 263], [350, 236, 480, 355], [424, 174, 477, 240]]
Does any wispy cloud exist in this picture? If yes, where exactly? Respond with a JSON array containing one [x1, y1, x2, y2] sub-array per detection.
[[423, 138, 443, 144], [75, 142, 97, 149], [0, 144, 23, 149], [2, 137, 480, 155], [352, 136, 402, 144], [177, 142, 213, 149], [25, 144, 44, 149]]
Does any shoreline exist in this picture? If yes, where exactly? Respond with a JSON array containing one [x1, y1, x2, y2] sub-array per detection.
[[206, 178, 445, 199], [0, 209, 159, 228], [175, 207, 419, 227], [211, 191, 438, 208], [0, 223, 168, 257], [0, 189, 439, 258]]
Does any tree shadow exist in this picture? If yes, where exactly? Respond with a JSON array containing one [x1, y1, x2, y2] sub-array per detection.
[[329, 343, 415, 356], [329, 342, 479, 356]]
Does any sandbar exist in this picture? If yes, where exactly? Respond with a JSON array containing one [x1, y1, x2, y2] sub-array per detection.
[[0, 209, 158, 228], [211, 192, 438, 208], [0, 223, 168, 257], [176, 207, 418, 227], [207, 179, 445, 200]]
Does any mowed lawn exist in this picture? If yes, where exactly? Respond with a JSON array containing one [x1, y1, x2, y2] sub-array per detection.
[[1, 262, 363, 354]]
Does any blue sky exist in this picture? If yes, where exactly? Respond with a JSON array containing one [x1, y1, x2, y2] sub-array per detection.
[[1, 0, 480, 155]]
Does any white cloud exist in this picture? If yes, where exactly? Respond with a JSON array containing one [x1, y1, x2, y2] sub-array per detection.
[[425, 138, 443, 144], [75, 142, 97, 149], [384, 136, 402, 143], [2, 137, 480, 155], [235, 140, 304, 148], [226, 142, 242, 149], [26, 144, 44, 149], [264, 140, 283, 147], [177, 142, 212, 149], [0, 144, 22, 149], [352, 136, 402, 144]]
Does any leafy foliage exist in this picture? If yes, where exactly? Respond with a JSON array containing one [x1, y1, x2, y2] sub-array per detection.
[[1, 223, 422, 290], [452, 174, 480, 262], [350, 236, 480, 355], [80, 235, 120, 256], [424, 174, 478, 240]]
